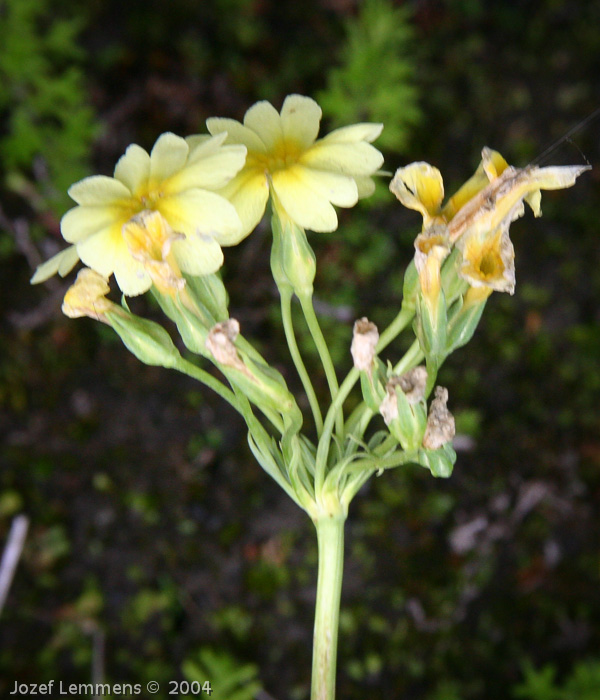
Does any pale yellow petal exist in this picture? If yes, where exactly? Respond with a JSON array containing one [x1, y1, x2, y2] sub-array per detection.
[[163, 144, 247, 193], [293, 166, 358, 207], [68, 176, 131, 206], [301, 140, 384, 176], [526, 164, 591, 190], [206, 117, 267, 153], [76, 223, 124, 278], [186, 132, 227, 159], [322, 123, 383, 144], [61, 204, 123, 243], [114, 144, 151, 194], [280, 95, 322, 149], [355, 176, 376, 199], [171, 233, 224, 276], [243, 100, 284, 151], [31, 245, 80, 283], [272, 168, 338, 232], [216, 169, 269, 241], [389, 163, 445, 220], [113, 255, 152, 296], [158, 189, 242, 245], [149, 132, 189, 184]]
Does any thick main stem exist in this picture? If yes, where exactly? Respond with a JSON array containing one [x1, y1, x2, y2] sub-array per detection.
[[311, 514, 346, 700]]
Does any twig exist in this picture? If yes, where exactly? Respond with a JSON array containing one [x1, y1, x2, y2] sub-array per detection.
[[0, 515, 30, 615]]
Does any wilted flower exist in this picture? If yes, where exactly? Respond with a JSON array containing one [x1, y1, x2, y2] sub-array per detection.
[[351, 317, 379, 373], [423, 386, 455, 450], [391, 148, 590, 297], [62, 269, 113, 322], [205, 319, 247, 372], [456, 221, 515, 294], [122, 210, 185, 295], [206, 94, 383, 237], [32, 132, 247, 296]]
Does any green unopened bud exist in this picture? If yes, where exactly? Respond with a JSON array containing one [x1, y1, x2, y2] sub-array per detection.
[[107, 309, 182, 369], [380, 366, 428, 450], [271, 207, 316, 298]]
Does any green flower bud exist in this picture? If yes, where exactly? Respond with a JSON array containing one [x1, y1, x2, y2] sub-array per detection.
[[271, 208, 316, 299], [107, 310, 182, 369]]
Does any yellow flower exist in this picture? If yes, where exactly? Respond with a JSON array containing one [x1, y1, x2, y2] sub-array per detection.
[[456, 222, 515, 294], [206, 94, 383, 236], [391, 147, 590, 295], [32, 132, 247, 296]]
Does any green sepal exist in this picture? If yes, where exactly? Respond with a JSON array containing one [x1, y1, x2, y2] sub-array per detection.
[[414, 286, 447, 363], [271, 210, 316, 299], [440, 247, 468, 306], [152, 291, 210, 357], [415, 442, 456, 478], [106, 309, 182, 369], [184, 272, 229, 322], [400, 258, 419, 314], [445, 294, 487, 354], [386, 385, 427, 451], [359, 359, 386, 412]]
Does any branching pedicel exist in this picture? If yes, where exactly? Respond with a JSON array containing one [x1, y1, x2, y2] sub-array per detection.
[[32, 94, 589, 700]]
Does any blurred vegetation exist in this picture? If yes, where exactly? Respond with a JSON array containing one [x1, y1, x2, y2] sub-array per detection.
[[0, 0, 98, 215], [2, 1, 600, 699]]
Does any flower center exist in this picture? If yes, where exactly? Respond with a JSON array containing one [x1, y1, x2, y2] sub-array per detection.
[[252, 139, 303, 174]]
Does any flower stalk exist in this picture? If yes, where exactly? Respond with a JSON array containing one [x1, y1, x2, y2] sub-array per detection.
[[311, 513, 346, 700]]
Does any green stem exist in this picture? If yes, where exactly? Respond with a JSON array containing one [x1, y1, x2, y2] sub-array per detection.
[[173, 357, 240, 411], [311, 514, 346, 700], [280, 288, 324, 435], [299, 293, 344, 439], [315, 367, 359, 492]]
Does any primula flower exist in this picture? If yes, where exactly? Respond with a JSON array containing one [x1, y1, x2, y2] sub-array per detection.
[[206, 94, 383, 237], [32, 132, 247, 296], [391, 148, 590, 294]]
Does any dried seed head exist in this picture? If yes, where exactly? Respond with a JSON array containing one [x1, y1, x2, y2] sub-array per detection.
[[379, 378, 400, 425], [351, 317, 379, 373], [398, 365, 428, 404], [206, 319, 246, 371], [423, 386, 455, 450]]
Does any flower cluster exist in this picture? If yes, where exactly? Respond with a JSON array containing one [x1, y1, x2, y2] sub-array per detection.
[[390, 148, 589, 299], [32, 95, 383, 301]]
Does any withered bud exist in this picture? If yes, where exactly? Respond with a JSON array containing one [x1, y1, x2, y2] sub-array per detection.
[[379, 377, 401, 425], [423, 386, 455, 450], [351, 317, 379, 373], [206, 319, 246, 371], [397, 365, 428, 404]]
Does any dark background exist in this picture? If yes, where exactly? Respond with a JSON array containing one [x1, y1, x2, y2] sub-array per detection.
[[1, 1, 600, 698]]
